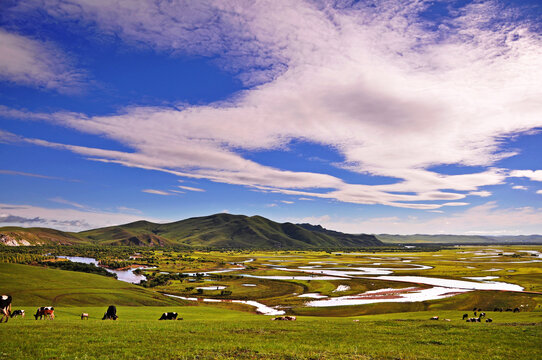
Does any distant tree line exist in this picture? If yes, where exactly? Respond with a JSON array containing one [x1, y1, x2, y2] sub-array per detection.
[[39, 260, 117, 279]]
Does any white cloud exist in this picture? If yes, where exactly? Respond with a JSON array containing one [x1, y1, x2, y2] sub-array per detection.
[[441, 202, 470, 207], [178, 185, 205, 192], [281, 200, 294, 204], [0, 203, 162, 231], [142, 189, 172, 196], [468, 190, 492, 197], [536, 190, 542, 195], [0, 29, 84, 92], [510, 170, 542, 182], [512, 185, 528, 190], [2, 1, 542, 210], [49, 197, 87, 209]]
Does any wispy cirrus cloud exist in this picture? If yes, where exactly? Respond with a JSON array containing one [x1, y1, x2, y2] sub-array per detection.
[[1, 0, 542, 211], [0, 169, 79, 182], [142, 189, 173, 196], [178, 185, 205, 192], [49, 197, 87, 209], [0, 29, 85, 92]]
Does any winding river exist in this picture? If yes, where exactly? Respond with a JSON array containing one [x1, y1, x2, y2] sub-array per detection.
[[59, 254, 528, 312], [57, 256, 149, 284]]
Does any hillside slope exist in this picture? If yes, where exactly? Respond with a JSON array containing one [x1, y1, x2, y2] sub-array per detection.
[[0, 227, 87, 246], [1, 213, 383, 248], [0, 263, 184, 306], [80, 213, 383, 248]]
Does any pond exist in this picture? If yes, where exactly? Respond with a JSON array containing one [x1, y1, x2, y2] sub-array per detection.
[[57, 256, 149, 284]]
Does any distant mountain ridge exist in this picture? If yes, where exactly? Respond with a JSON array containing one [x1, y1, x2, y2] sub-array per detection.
[[0, 213, 383, 249], [375, 234, 542, 244], [3, 213, 540, 248]]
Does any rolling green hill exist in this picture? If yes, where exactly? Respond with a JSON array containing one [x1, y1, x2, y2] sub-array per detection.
[[0, 263, 184, 306], [1, 213, 383, 248], [81, 213, 383, 248]]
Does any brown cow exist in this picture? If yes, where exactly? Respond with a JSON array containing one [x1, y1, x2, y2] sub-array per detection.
[[34, 307, 54, 320]]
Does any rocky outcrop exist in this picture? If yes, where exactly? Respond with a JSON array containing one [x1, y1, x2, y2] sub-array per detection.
[[0, 234, 32, 246]]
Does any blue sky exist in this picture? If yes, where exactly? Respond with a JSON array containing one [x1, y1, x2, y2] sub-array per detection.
[[0, 0, 541, 234]]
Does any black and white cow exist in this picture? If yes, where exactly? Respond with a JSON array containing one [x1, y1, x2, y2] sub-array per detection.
[[10, 310, 25, 318], [159, 312, 178, 320], [102, 305, 118, 320], [0, 295, 12, 323], [34, 307, 54, 320], [271, 316, 296, 321]]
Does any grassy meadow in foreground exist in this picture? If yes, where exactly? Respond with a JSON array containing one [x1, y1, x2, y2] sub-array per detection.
[[1, 306, 541, 360], [1, 246, 542, 359]]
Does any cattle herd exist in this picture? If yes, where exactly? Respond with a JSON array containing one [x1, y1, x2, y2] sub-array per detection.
[[0, 294, 526, 324], [425, 306, 523, 324], [0, 294, 187, 322]]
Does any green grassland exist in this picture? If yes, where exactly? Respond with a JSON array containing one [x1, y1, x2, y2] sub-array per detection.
[[1, 246, 542, 359], [1, 307, 541, 360], [0, 263, 184, 306]]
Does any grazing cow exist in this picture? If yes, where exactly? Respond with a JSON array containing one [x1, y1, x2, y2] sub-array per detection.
[[81, 313, 89, 320], [159, 312, 178, 320], [466, 319, 471, 322], [271, 316, 296, 321], [476, 317, 481, 322], [479, 312, 486, 318], [34, 307, 54, 320], [102, 305, 118, 320], [10, 310, 25, 318], [353, 319, 360, 322], [0, 295, 12, 323], [513, 307, 520, 313], [472, 307, 477, 312], [505, 308, 513, 312], [430, 316, 439, 320], [462, 314, 469, 320], [486, 318, 493, 323]]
